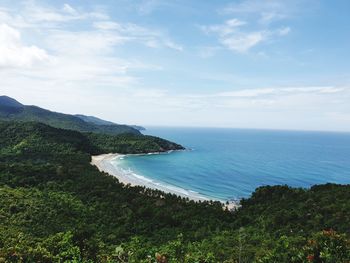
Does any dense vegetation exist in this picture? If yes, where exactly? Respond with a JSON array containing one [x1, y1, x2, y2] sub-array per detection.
[[87, 132, 184, 154], [0, 96, 140, 135], [0, 121, 349, 262], [0, 121, 183, 158]]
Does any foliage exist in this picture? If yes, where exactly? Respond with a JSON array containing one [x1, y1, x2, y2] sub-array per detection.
[[0, 120, 349, 262], [86, 132, 184, 154]]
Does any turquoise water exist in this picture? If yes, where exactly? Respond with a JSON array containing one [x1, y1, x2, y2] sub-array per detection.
[[116, 127, 350, 201]]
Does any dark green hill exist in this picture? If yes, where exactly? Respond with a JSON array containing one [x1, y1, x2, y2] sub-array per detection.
[[0, 121, 183, 161], [0, 96, 140, 135]]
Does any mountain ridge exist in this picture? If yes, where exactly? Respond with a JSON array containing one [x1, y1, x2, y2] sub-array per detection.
[[0, 95, 142, 135], [75, 114, 146, 131], [0, 96, 24, 108]]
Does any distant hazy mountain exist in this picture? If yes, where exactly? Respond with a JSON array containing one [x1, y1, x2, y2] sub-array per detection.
[[0, 96, 25, 114], [0, 96, 141, 135], [0, 96, 24, 108], [75, 114, 116, 126], [131, 125, 146, 131], [75, 114, 146, 131]]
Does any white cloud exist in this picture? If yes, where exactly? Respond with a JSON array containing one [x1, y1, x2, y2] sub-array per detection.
[[46, 30, 129, 55], [0, 23, 50, 68], [93, 21, 121, 30], [221, 31, 266, 53], [201, 14, 290, 53], [24, 2, 108, 24], [164, 40, 183, 51], [203, 1, 295, 53], [218, 88, 275, 97], [217, 86, 344, 98], [260, 12, 287, 24], [278, 27, 291, 36], [0, 1, 181, 74], [201, 18, 267, 53], [0, 1, 170, 101], [62, 4, 77, 15], [93, 20, 183, 51], [221, 0, 289, 17], [0, 3, 108, 30], [201, 18, 245, 36]]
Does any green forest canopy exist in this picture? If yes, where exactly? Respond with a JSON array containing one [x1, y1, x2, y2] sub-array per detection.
[[0, 121, 349, 262]]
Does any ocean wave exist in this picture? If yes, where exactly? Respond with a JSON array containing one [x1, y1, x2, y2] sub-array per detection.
[[112, 160, 210, 201], [129, 171, 154, 184]]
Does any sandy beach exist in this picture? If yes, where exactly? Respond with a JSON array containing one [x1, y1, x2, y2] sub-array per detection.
[[91, 153, 136, 186], [91, 153, 239, 209]]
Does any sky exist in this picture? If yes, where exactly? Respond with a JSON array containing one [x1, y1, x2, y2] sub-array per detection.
[[0, 0, 350, 131]]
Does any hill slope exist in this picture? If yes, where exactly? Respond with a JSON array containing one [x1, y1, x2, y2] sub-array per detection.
[[0, 121, 349, 262], [75, 114, 116, 126], [0, 96, 24, 108], [75, 114, 146, 131], [0, 121, 183, 159], [0, 96, 141, 135]]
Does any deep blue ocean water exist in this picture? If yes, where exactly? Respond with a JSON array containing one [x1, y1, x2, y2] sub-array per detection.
[[116, 127, 350, 201]]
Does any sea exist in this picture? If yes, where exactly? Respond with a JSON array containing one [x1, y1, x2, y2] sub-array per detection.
[[113, 127, 350, 202]]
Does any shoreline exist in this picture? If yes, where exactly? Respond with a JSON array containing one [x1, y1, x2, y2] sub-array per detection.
[[91, 153, 240, 210]]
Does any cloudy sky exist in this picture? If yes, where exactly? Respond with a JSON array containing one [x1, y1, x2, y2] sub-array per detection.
[[0, 0, 349, 131]]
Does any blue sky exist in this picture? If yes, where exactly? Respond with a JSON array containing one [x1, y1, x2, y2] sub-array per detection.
[[0, 0, 350, 131]]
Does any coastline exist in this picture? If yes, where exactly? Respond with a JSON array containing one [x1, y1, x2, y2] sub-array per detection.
[[91, 153, 240, 210], [91, 153, 210, 202]]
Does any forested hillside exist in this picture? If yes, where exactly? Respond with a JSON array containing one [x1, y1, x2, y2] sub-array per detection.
[[0, 96, 140, 135], [0, 121, 349, 262]]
